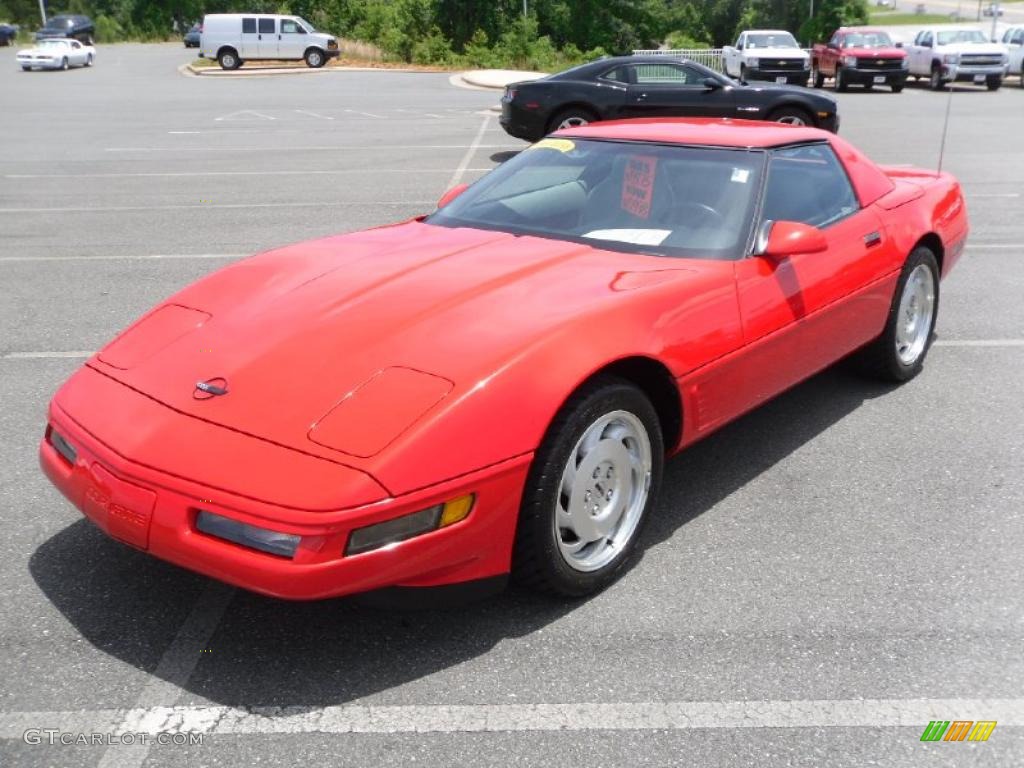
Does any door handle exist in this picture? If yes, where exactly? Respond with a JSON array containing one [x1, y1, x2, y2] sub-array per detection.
[[863, 231, 882, 247], [258, 33, 262, 40], [637, 92, 648, 101]]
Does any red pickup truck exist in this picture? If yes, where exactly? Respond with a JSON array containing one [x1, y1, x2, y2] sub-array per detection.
[[812, 27, 909, 92]]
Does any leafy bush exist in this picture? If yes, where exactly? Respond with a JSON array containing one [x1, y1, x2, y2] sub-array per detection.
[[93, 14, 124, 43]]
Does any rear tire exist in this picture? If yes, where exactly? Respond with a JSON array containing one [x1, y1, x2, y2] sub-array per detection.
[[85, 53, 93, 67], [512, 377, 663, 597], [304, 48, 326, 68], [856, 247, 939, 382], [547, 106, 597, 134], [218, 48, 240, 70]]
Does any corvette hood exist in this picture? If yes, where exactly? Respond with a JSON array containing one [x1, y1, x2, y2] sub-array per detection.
[[89, 221, 685, 475]]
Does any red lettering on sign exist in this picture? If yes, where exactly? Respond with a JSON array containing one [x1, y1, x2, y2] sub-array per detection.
[[621, 155, 658, 219]]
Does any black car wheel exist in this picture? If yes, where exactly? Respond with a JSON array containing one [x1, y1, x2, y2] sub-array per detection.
[[218, 48, 240, 70], [986, 75, 1002, 91], [891, 82, 904, 93], [812, 65, 825, 88], [548, 107, 597, 134], [512, 376, 663, 597], [929, 65, 945, 90], [768, 106, 813, 126], [834, 67, 848, 92], [305, 48, 326, 68]]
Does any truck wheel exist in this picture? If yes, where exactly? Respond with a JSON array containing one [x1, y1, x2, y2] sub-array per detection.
[[891, 81, 904, 93], [834, 67, 848, 92], [986, 75, 1001, 91], [739, 64, 748, 83], [812, 64, 824, 88], [218, 48, 240, 70], [929, 65, 945, 91], [304, 48, 325, 68]]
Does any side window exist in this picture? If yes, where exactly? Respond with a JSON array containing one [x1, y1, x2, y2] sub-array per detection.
[[735, 34, 744, 49], [762, 144, 860, 229], [921, 32, 933, 47], [72, 41, 80, 48], [633, 63, 702, 85], [242, 18, 256, 34], [281, 19, 302, 34], [258, 18, 276, 34], [1014, 30, 1024, 46], [829, 33, 841, 47]]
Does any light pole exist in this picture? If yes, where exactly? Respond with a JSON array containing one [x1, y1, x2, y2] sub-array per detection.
[[38, 0, 46, 25], [990, 3, 1000, 40]]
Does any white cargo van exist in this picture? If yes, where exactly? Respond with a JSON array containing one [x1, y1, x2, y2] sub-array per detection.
[[200, 13, 339, 70]]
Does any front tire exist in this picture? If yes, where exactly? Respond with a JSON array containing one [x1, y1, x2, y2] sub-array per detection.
[[812, 64, 825, 88], [857, 247, 939, 382], [986, 75, 1002, 91], [834, 67, 848, 92], [85, 53, 93, 67], [929, 66, 945, 90], [218, 48, 240, 70], [891, 82, 904, 93], [769, 106, 813, 126], [512, 377, 664, 597], [60, 57, 68, 71], [305, 48, 326, 68]]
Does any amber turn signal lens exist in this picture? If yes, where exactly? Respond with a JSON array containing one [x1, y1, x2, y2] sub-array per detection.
[[439, 494, 474, 528]]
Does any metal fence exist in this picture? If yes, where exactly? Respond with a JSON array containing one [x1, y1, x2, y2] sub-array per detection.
[[632, 48, 726, 72]]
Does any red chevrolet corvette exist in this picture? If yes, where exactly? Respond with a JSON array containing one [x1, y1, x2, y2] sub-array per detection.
[[40, 119, 967, 600]]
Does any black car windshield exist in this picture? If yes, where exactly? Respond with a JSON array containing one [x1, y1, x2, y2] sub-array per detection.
[[843, 31, 893, 48], [427, 139, 766, 260], [747, 33, 799, 48]]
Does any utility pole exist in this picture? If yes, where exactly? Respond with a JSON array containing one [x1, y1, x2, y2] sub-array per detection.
[[38, 0, 47, 24], [523, 0, 528, 17], [990, 2, 1000, 40]]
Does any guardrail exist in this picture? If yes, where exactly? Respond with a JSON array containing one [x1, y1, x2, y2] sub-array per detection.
[[632, 48, 726, 71]]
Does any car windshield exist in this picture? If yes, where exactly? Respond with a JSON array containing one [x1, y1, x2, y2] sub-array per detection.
[[296, 17, 315, 32], [39, 39, 67, 47], [747, 33, 799, 49], [937, 29, 989, 45], [844, 31, 893, 48], [427, 139, 766, 260]]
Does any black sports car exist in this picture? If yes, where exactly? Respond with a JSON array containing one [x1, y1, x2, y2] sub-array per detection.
[[500, 56, 840, 142], [35, 14, 94, 44]]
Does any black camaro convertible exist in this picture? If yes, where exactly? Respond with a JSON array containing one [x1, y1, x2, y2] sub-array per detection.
[[500, 55, 840, 142]]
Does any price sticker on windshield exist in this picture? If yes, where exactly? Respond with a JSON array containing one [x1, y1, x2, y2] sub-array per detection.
[[621, 155, 658, 219]]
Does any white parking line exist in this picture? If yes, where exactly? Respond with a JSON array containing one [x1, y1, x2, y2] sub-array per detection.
[[295, 109, 334, 120], [934, 339, 1024, 347], [344, 109, 385, 119], [971, 193, 1021, 199], [0, 253, 244, 263], [5, 169, 493, 180], [1, 351, 94, 359], [97, 583, 235, 768], [0, 201, 430, 214], [448, 115, 491, 189], [2, 698, 1022, 739], [105, 144, 521, 152]]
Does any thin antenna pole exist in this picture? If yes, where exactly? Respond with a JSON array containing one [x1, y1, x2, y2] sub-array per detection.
[[937, 83, 954, 174]]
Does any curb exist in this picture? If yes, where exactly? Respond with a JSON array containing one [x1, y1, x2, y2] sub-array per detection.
[[181, 61, 455, 78]]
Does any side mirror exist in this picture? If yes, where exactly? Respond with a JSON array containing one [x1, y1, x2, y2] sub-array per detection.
[[436, 183, 469, 209], [756, 220, 828, 260], [895, 40, 904, 48], [702, 77, 722, 91]]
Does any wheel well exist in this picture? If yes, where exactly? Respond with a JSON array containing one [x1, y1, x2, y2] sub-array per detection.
[[914, 232, 945, 274], [305, 46, 325, 56], [575, 357, 682, 452], [768, 102, 813, 121], [217, 46, 237, 58]]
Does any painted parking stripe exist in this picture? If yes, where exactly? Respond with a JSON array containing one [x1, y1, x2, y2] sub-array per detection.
[[2, 698, 1022, 739], [97, 583, 235, 768], [5, 169, 493, 180], [0, 253, 245, 263], [0, 201, 431, 214]]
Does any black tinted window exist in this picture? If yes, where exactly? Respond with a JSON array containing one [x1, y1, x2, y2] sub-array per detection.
[[258, 18, 275, 34], [762, 144, 859, 229], [242, 18, 256, 33], [632, 63, 703, 85]]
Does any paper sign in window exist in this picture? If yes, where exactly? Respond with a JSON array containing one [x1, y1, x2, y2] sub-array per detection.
[[621, 155, 658, 219]]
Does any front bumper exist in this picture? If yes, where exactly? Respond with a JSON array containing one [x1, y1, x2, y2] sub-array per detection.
[[745, 66, 810, 83], [40, 375, 529, 600], [843, 68, 908, 86], [943, 63, 1008, 81], [18, 56, 61, 69]]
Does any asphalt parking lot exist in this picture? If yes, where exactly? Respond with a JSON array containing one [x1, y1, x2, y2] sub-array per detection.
[[1, 42, 1022, 767]]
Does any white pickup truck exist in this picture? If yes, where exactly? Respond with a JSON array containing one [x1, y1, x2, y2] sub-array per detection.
[[906, 26, 1009, 90], [723, 29, 811, 86]]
